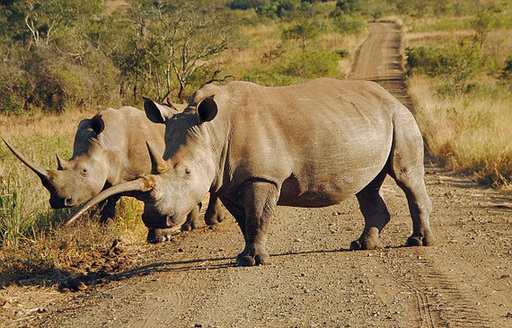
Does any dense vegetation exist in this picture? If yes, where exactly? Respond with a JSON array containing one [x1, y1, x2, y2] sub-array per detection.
[[0, 0, 511, 285]]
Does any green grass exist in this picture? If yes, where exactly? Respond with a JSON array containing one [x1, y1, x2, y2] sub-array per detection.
[[0, 178, 24, 247]]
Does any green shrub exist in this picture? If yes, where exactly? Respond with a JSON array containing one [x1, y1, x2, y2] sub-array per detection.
[[336, 48, 350, 58], [278, 49, 340, 78], [256, 0, 301, 19], [500, 56, 512, 83], [228, 0, 268, 10], [242, 49, 341, 86], [282, 20, 325, 49], [332, 14, 365, 35], [406, 42, 484, 94]]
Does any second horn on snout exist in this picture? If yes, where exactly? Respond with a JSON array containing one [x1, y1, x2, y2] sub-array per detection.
[[146, 142, 169, 174]]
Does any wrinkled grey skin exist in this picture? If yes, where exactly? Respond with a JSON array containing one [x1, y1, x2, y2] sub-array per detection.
[[5, 106, 224, 243], [73, 78, 435, 265]]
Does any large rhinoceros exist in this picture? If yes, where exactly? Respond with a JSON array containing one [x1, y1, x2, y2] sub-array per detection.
[[67, 78, 435, 266], [4, 104, 225, 242]]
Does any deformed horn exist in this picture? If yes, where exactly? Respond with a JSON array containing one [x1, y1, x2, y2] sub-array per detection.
[[64, 176, 156, 226], [2, 138, 50, 183], [146, 142, 169, 174]]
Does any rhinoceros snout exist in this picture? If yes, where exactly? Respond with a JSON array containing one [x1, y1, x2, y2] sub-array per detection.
[[64, 197, 77, 207], [49, 196, 77, 208]]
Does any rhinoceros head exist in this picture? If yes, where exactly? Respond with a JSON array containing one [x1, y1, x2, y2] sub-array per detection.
[[3, 116, 109, 208], [64, 96, 219, 228], [139, 96, 218, 229]]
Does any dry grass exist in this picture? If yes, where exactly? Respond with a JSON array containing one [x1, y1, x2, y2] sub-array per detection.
[[408, 74, 511, 188], [405, 22, 512, 189], [0, 108, 147, 287]]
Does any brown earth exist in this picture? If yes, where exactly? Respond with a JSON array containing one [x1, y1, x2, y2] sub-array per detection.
[[2, 22, 512, 328]]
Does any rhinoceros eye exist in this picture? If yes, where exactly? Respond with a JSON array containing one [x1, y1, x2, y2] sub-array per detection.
[[80, 168, 88, 177]]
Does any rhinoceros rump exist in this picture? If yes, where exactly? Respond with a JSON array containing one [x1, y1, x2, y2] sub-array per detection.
[[67, 78, 435, 266], [4, 105, 225, 242]]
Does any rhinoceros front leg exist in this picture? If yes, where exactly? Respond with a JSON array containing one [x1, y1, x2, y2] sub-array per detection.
[[204, 193, 227, 226], [146, 204, 201, 243], [180, 203, 202, 231], [234, 181, 279, 267], [98, 195, 121, 224]]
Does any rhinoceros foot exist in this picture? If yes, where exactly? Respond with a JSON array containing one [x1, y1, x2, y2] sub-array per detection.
[[236, 247, 269, 266], [204, 210, 226, 226], [180, 218, 204, 231], [349, 237, 383, 251], [406, 231, 436, 247], [147, 228, 177, 244], [180, 204, 203, 231]]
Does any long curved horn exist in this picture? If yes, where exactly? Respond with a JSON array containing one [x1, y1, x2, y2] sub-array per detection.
[[146, 142, 169, 174], [2, 138, 50, 182], [64, 176, 156, 226]]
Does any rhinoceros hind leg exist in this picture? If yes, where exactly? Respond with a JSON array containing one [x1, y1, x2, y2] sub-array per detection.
[[389, 110, 435, 247], [181, 203, 203, 231], [351, 170, 389, 250], [204, 194, 227, 226]]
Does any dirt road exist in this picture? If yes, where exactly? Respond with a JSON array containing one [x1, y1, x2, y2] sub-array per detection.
[[12, 22, 512, 328]]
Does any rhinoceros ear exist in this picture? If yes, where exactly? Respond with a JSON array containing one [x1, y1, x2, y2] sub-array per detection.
[[90, 116, 105, 136], [77, 119, 91, 133], [144, 97, 172, 124], [197, 96, 217, 124]]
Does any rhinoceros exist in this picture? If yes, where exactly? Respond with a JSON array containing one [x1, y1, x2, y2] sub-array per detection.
[[67, 78, 435, 266], [3, 104, 225, 242]]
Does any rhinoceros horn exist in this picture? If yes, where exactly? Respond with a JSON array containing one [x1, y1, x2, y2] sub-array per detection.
[[146, 142, 169, 174], [64, 176, 156, 226], [2, 138, 50, 184], [56, 153, 70, 170]]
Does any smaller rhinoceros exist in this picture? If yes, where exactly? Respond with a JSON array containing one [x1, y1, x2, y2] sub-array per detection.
[[3, 103, 225, 242]]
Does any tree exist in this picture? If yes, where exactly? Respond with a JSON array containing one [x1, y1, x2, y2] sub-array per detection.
[[124, 0, 235, 102], [471, 11, 495, 47], [282, 20, 323, 49]]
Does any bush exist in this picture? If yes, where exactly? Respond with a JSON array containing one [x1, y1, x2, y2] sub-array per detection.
[[228, 0, 268, 10], [282, 20, 325, 49], [406, 42, 484, 94], [332, 14, 366, 34], [499, 55, 512, 83], [278, 49, 340, 78], [242, 49, 341, 86], [256, 0, 301, 19]]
